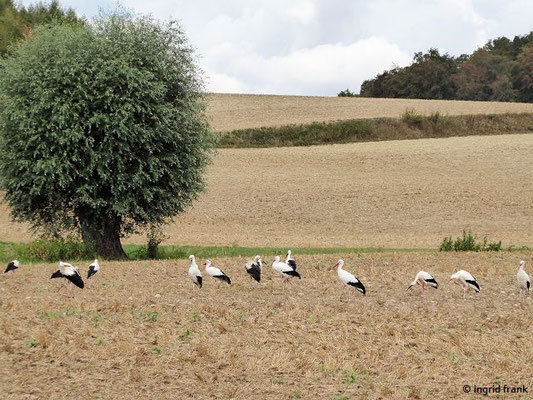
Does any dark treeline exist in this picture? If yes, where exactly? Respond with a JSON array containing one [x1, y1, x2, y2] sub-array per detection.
[[353, 33, 533, 103], [0, 0, 83, 55]]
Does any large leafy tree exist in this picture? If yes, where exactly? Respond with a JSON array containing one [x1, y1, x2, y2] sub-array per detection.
[[0, 0, 26, 55], [0, 14, 213, 259], [0, 0, 82, 56], [514, 45, 533, 102], [357, 32, 533, 102], [360, 49, 459, 99], [453, 49, 517, 101]]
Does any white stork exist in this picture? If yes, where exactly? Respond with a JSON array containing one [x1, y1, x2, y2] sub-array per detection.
[[332, 259, 366, 294], [285, 250, 297, 270], [450, 270, 480, 299], [245, 255, 262, 283], [87, 259, 100, 279], [517, 260, 530, 296], [407, 270, 438, 295], [50, 261, 84, 297], [4, 260, 20, 273], [188, 255, 202, 288], [205, 260, 231, 284], [272, 256, 301, 280]]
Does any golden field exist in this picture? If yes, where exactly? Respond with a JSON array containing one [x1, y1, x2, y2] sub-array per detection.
[[0, 94, 532, 400], [206, 93, 533, 131], [165, 134, 532, 249], [1, 252, 531, 399], [1, 134, 531, 249]]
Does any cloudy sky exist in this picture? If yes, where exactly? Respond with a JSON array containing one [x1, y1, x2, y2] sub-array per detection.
[[20, 0, 533, 95]]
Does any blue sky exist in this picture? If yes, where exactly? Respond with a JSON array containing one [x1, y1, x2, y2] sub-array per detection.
[[20, 0, 533, 96]]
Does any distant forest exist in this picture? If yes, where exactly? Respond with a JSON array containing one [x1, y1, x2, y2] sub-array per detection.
[[340, 32, 533, 103], [0, 0, 83, 56]]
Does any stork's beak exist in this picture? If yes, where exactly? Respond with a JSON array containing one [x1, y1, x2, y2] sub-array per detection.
[[406, 285, 413, 291]]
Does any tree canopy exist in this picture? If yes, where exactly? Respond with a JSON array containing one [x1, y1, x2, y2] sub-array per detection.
[[357, 32, 533, 102], [0, 13, 214, 259], [0, 0, 83, 56]]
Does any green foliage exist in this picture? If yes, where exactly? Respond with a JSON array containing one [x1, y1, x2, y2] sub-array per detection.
[[23, 237, 94, 262], [25, 338, 38, 347], [146, 224, 168, 259], [18, 0, 83, 27], [400, 109, 424, 127], [190, 309, 200, 322], [179, 328, 191, 341], [218, 112, 533, 148], [144, 311, 160, 323], [439, 236, 453, 252], [0, 0, 26, 55], [514, 45, 533, 102], [452, 230, 478, 251], [361, 49, 459, 100], [449, 351, 460, 363], [439, 230, 502, 252], [236, 310, 246, 323], [342, 369, 370, 385], [0, 0, 83, 56], [0, 13, 214, 259], [358, 32, 533, 102], [337, 88, 358, 97]]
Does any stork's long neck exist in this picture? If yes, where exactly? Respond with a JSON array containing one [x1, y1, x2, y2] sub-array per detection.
[[519, 263, 525, 271]]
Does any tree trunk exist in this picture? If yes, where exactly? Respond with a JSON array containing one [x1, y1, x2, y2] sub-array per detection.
[[80, 216, 128, 260]]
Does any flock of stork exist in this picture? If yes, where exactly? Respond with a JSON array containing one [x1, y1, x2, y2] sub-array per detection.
[[4, 259, 99, 297], [3, 252, 530, 300], [188, 252, 530, 300]]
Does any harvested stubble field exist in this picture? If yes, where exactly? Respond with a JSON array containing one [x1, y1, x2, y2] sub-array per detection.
[[207, 93, 533, 131], [1, 251, 531, 399]]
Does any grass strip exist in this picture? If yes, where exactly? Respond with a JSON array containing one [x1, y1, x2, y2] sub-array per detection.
[[0, 240, 433, 263], [216, 112, 533, 148]]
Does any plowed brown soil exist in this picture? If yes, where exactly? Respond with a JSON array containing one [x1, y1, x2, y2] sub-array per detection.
[[155, 134, 533, 248]]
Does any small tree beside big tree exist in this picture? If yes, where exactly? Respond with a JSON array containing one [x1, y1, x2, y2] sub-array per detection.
[[0, 13, 214, 259]]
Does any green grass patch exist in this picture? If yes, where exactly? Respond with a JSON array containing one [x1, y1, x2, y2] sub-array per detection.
[[179, 328, 191, 341], [216, 112, 533, 148], [0, 240, 427, 263], [342, 369, 371, 385], [122, 244, 427, 261], [1, 239, 528, 264], [440, 230, 503, 252]]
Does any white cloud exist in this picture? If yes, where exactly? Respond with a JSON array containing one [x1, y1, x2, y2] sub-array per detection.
[[210, 37, 411, 95], [18, 0, 533, 95], [205, 70, 249, 93], [285, 2, 316, 25]]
